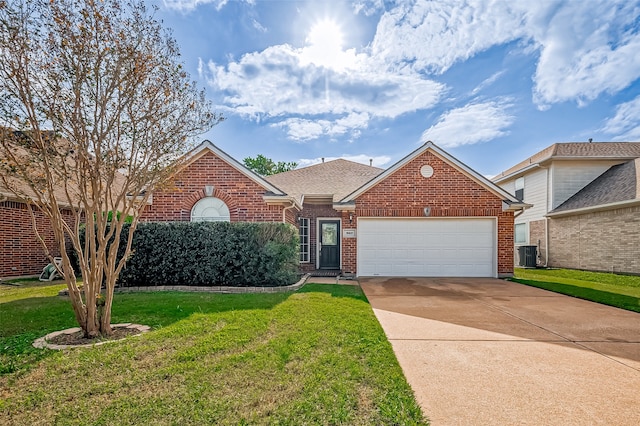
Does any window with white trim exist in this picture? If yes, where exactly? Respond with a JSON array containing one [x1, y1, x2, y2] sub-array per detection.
[[299, 218, 310, 263], [515, 177, 524, 201], [191, 197, 230, 222], [515, 223, 527, 244]]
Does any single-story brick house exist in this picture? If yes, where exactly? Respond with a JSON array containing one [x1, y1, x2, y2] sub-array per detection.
[[0, 187, 76, 278], [141, 140, 525, 278]]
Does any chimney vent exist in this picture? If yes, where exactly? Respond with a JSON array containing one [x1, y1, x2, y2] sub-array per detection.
[[321, 157, 324, 163], [369, 159, 373, 166]]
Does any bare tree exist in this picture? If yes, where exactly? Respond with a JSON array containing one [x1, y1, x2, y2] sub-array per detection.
[[0, 0, 221, 337]]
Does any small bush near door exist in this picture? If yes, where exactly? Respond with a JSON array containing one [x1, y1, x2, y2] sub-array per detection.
[[76, 222, 299, 287]]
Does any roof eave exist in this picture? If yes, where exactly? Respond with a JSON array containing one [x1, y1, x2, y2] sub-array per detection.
[[185, 141, 288, 196], [546, 199, 640, 218], [332, 202, 356, 211], [341, 141, 520, 203], [493, 164, 543, 183], [502, 201, 533, 212], [0, 190, 77, 210], [262, 194, 301, 210]]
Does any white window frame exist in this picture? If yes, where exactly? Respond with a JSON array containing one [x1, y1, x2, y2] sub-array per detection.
[[190, 197, 230, 222], [514, 222, 527, 244], [515, 177, 524, 201], [299, 218, 310, 263]]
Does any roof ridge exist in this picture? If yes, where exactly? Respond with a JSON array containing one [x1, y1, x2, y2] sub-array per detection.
[[494, 141, 640, 181]]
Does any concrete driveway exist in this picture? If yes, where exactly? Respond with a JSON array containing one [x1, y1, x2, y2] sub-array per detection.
[[359, 277, 640, 425]]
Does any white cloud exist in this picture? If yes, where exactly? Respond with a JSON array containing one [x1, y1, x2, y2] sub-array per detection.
[[298, 154, 392, 168], [531, 1, 640, 107], [421, 100, 514, 148], [352, 0, 386, 16], [163, 0, 229, 12], [272, 113, 370, 141], [470, 71, 505, 96], [190, 0, 640, 145], [251, 19, 267, 33], [370, 0, 534, 74], [204, 42, 445, 140], [371, 0, 640, 108], [601, 96, 640, 140]]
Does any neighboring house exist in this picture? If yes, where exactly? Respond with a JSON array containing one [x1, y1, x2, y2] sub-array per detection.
[[0, 186, 76, 278], [143, 140, 525, 278], [493, 142, 640, 274]]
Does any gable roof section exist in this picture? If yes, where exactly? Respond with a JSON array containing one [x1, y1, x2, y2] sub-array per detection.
[[186, 140, 286, 196], [494, 142, 640, 183], [266, 159, 383, 204], [340, 141, 522, 206], [548, 158, 640, 217]]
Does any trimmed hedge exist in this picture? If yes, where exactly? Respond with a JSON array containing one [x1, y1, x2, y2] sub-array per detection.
[[75, 222, 300, 287]]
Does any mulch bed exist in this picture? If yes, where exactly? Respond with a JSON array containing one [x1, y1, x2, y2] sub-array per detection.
[[47, 327, 142, 346]]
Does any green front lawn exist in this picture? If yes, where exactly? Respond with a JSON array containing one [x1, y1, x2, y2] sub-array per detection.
[[0, 281, 428, 425], [512, 268, 640, 312]]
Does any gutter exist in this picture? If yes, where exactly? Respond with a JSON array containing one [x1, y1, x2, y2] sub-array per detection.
[[493, 164, 541, 184], [546, 199, 640, 218], [332, 201, 356, 212], [282, 200, 298, 224], [503, 201, 533, 212]]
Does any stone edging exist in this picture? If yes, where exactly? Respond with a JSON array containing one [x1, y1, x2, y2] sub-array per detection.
[[113, 273, 310, 294], [33, 323, 150, 350]]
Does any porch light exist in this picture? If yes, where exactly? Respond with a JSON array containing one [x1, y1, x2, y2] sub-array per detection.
[[349, 213, 354, 223]]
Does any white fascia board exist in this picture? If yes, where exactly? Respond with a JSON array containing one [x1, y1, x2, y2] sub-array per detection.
[[341, 141, 520, 203], [503, 201, 533, 211], [187, 140, 287, 196], [262, 195, 301, 210], [332, 202, 356, 211], [492, 164, 542, 184], [546, 199, 640, 218]]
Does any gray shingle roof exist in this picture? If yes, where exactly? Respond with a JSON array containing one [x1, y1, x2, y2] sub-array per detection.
[[551, 158, 639, 213], [495, 142, 640, 180], [265, 159, 383, 204]]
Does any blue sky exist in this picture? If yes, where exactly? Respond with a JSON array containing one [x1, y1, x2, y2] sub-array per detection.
[[155, 0, 640, 177]]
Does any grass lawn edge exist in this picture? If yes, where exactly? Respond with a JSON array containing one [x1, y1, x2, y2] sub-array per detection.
[[509, 277, 640, 313]]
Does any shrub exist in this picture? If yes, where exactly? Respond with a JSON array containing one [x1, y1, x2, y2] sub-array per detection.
[[113, 221, 299, 287]]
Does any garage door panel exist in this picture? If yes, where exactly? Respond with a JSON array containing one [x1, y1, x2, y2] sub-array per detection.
[[391, 233, 408, 245], [358, 218, 496, 278], [439, 248, 458, 260], [392, 264, 409, 275], [392, 249, 408, 260], [407, 249, 424, 260]]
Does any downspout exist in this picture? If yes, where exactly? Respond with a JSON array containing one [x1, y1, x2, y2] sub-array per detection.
[[543, 216, 549, 267], [544, 166, 550, 267], [282, 200, 296, 224]]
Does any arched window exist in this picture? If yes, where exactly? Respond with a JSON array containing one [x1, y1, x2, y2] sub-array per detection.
[[190, 197, 230, 222]]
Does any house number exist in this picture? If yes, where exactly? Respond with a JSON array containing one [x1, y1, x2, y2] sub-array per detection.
[[343, 229, 356, 238]]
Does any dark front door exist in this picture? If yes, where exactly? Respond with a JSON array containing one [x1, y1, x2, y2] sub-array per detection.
[[319, 220, 340, 269]]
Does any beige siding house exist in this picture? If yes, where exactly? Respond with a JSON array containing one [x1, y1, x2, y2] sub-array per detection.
[[493, 142, 640, 273]]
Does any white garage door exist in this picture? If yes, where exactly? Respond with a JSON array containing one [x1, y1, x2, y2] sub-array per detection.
[[358, 218, 496, 277]]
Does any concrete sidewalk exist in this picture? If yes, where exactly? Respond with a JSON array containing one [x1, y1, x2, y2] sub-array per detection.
[[359, 277, 640, 425]]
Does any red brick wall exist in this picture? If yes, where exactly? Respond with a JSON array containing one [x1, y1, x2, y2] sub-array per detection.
[[297, 203, 341, 272], [141, 151, 284, 223], [345, 150, 514, 276], [1, 201, 76, 277]]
